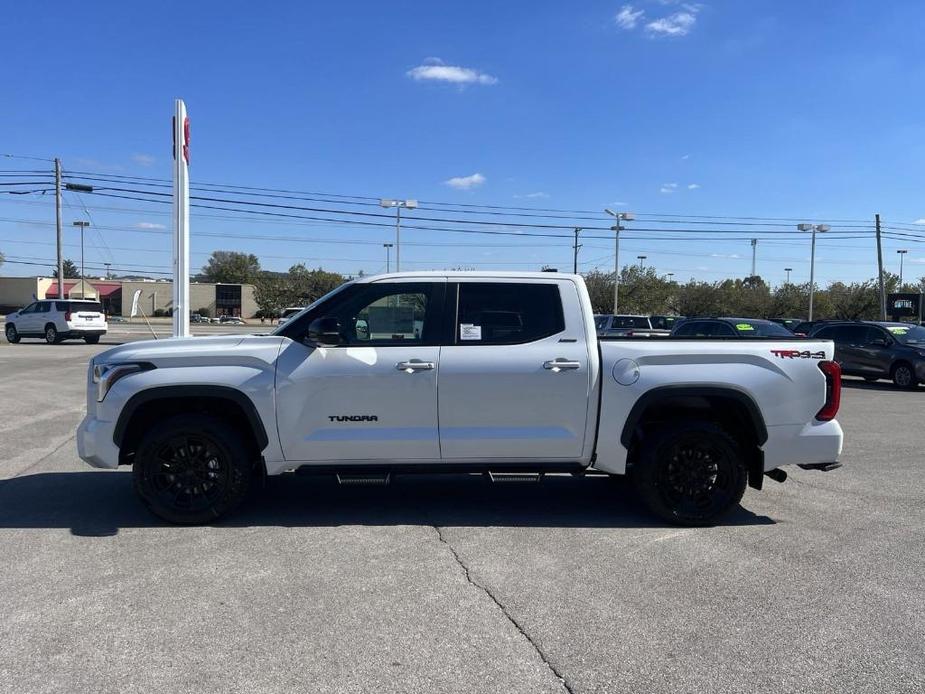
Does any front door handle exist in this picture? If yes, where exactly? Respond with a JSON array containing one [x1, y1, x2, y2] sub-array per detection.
[[543, 359, 582, 371], [396, 359, 435, 373]]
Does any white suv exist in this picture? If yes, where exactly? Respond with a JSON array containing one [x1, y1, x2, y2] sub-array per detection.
[[5, 299, 108, 344]]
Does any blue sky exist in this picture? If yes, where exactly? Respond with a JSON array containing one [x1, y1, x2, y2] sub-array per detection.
[[3, 0, 925, 284]]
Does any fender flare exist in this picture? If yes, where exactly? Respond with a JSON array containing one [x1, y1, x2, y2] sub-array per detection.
[[619, 385, 768, 449], [112, 385, 269, 450]]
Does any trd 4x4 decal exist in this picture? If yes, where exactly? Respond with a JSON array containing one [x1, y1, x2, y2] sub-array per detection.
[[770, 349, 825, 359]]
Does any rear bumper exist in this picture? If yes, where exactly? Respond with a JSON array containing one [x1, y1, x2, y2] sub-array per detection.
[[76, 414, 120, 469], [762, 419, 844, 471], [63, 329, 107, 338]]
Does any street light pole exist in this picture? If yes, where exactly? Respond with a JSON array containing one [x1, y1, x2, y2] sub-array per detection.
[[637, 255, 647, 268], [379, 199, 417, 272], [604, 209, 634, 314], [72, 220, 90, 297], [383, 243, 394, 273], [785, 267, 792, 284], [797, 223, 830, 321], [898, 249, 908, 287]]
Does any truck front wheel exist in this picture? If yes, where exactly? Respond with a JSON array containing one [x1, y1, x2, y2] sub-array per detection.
[[133, 414, 254, 524], [633, 421, 747, 526]]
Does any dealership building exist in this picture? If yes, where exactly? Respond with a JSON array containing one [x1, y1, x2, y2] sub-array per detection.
[[0, 276, 257, 318]]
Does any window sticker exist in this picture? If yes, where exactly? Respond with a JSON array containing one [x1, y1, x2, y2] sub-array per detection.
[[887, 326, 909, 335], [460, 323, 482, 340], [735, 323, 755, 331]]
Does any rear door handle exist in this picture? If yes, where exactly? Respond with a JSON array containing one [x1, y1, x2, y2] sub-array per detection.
[[396, 359, 435, 372], [543, 359, 582, 371]]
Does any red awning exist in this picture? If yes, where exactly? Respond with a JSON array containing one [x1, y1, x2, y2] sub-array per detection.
[[44, 282, 122, 298]]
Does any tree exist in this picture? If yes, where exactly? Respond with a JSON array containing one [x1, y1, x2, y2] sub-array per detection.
[[52, 259, 80, 279], [252, 264, 346, 319], [201, 251, 261, 284]]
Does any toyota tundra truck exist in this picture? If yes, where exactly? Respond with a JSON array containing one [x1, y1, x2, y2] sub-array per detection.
[[77, 272, 843, 525]]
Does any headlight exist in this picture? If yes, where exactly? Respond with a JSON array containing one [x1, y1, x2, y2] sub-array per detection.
[[92, 362, 149, 401]]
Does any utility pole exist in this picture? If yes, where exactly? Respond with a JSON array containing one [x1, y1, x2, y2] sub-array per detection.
[[379, 199, 417, 272], [898, 249, 908, 287], [797, 223, 830, 322], [604, 209, 634, 315], [572, 228, 582, 273], [637, 255, 647, 268], [785, 267, 792, 284], [750, 238, 758, 278], [875, 213, 886, 320], [55, 158, 64, 297], [104, 262, 111, 279], [383, 243, 394, 273]]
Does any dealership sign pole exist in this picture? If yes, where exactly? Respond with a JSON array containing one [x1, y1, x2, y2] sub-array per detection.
[[172, 99, 191, 338]]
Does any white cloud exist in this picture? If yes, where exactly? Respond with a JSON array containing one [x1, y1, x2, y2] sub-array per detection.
[[681, 154, 690, 160], [445, 172, 486, 190], [687, 183, 700, 189], [914, 218, 925, 224], [132, 153, 155, 167], [611, 201, 628, 206], [514, 191, 549, 199], [710, 253, 741, 259], [407, 58, 498, 86], [135, 222, 166, 229], [660, 182, 679, 193], [646, 10, 697, 36], [615, 5, 645, 29]]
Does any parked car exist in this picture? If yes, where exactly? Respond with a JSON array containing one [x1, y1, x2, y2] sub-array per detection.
[[190, 313, 209, 323], [671, 317, 796, 338], [219, 315, 246, 325], [650, 315, 684, 331], [808, 321, 925, 388], [277, 307, 304, 327], [769, 318, 804, 332], [78, 271, 842, 526], [5, 299, 108, 344], [594, 314, 670, 337]]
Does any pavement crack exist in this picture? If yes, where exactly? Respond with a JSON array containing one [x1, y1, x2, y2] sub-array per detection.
[[11, 434, 76, 478], [432, 525, 576, 694]]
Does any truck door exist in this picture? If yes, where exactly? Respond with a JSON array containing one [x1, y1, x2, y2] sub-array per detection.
[[275, 281, 444, 462], [437, 280, 592, 461]]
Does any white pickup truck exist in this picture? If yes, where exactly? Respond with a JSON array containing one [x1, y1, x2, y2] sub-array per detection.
[[77, 272, 843, 525]]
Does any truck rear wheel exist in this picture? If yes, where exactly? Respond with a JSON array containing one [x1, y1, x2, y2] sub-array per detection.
[[133, 414, 253, 524], [632, 421, 747, 526]]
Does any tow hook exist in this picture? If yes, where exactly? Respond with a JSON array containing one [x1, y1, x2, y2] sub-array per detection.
[[765, 468, 788, 483]]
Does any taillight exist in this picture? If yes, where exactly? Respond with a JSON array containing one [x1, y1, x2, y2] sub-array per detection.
[[816, 360, 841, 421], [64, 310, 72, 321]]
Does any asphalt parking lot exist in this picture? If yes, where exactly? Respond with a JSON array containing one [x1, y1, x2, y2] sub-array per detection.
[[1, 337, 923, 694]]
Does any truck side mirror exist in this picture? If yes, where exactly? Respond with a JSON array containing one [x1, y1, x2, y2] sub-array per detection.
[[306, 316, 343, 346]]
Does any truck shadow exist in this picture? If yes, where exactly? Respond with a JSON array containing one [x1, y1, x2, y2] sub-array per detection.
[[0, 471, 775, 536]]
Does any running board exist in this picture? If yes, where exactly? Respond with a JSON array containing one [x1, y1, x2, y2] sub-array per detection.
[[336, 472, 391, 486], [486, 471, 544, 483]]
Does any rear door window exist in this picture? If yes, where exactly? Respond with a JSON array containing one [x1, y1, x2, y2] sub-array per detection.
[[455, 282, 564, 345]]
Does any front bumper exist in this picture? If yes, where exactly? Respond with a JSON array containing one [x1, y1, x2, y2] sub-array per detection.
[[76, 414, 120, 469]]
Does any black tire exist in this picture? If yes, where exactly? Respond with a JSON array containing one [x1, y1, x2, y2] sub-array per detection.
[[4, 324, 20, 343], [84, 335, 100, 344], [133, 414, 255, 524], [44, 324, 60, 345], [891, 362, 917, 389], [632, 421, 748, 526]]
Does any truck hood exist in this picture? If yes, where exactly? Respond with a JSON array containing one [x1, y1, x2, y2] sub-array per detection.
[[93, 334, 287, 365]]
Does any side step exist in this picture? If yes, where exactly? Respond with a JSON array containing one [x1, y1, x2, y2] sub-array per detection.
[[336, 472, 391, 486], [486, 471, 544, 483]]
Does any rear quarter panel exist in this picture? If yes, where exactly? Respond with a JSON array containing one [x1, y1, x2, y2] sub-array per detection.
[[594, 338, 838, 474]]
